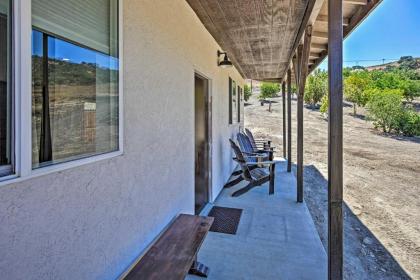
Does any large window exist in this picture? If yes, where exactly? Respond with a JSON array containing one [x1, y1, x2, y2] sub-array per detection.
[[0, 0, 12, 177], [31, 0, 119, 168]]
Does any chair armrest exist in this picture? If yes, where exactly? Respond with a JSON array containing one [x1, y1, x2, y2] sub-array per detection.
[[246, 161, 276, 166], [242, 151, 261, 156], [255, 149, 274, 153]]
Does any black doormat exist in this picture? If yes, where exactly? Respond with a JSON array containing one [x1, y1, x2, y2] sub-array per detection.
[[208, 206, 243, 235]]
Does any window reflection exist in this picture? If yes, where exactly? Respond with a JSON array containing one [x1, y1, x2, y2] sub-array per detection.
[[32, 30, 119, 168]]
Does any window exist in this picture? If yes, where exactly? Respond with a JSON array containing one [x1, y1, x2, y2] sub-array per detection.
[[31, 0, 119, 168], [229, 78, 238, 124], [232, 80, 237, 123], [237, 86, 242, 122], [0, 0, 13, 177], [228, 78, 232, 124]]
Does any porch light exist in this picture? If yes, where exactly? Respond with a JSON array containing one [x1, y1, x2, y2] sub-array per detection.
[[217, 50, 233, 68]]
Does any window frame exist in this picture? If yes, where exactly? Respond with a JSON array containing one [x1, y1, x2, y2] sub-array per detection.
[[0, 0, 14, 179], [1, 0, 124, 185], [237, 85, 241, 123], [228, 77, 232, 124]]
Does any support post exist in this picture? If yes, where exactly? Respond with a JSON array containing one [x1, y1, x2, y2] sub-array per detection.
[[287, 69, 292, 173], [297, 26, 312, 203], [328, 0, 343, 279], [282, 81, 286, 158]]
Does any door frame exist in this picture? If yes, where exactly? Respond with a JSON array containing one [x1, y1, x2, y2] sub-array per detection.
[[194, 71, 212, 211]]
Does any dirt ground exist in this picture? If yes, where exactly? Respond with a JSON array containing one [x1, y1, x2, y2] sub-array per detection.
[[244, 94, 420, 279]]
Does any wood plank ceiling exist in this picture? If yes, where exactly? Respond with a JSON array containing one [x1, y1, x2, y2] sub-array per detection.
[[186, 0, 309, 81]]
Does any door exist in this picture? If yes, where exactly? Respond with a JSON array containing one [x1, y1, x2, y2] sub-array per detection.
[[194, 74, 210, 214]]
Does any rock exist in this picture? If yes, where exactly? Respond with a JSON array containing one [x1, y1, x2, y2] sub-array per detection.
[[352, 203, 363, 216], [353, 208, 363, 216], [363, 237, 374, 245]]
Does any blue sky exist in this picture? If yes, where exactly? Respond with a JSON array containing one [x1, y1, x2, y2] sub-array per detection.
[[319, 0, 420, 69]]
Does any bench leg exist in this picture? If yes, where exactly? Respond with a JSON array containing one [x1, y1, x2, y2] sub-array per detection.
[[189, 261, 210, 278]]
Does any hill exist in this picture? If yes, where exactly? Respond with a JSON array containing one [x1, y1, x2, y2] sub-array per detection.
[[364, 56, 420, 73]]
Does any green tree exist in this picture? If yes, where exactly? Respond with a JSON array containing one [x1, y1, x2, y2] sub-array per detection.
[[367, 89, 403, 133], [344, 71, 372, 115], [259, 83, 280, 99], [370, 70, 420, 102], [244, 84, 252, 101], [304, 69, 328, 108]]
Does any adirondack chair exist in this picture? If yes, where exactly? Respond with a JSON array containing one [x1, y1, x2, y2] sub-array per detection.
[[224, 133, 273, 189], [228, 139, 275, 197], [237, 132, 273, 161], [245, 128, 273, 151]]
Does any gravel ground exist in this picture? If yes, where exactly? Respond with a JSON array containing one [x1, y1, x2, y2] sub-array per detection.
[[244, 94, 420, 279]]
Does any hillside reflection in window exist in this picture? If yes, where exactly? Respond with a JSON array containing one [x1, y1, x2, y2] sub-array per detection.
[[32, 30, 119, 168]]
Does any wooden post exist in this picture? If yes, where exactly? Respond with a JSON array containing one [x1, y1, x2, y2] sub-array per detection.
[[328, 0, 343, 279], [287, 69, 292, 173], [282, 81, 286, 158], [297, 26, 312, 203]]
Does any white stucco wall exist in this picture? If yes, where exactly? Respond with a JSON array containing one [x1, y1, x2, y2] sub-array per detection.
[[0, 1, 244, 279]]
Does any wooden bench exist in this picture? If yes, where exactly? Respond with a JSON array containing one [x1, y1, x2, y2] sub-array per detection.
[[124, 214, 214, 280]]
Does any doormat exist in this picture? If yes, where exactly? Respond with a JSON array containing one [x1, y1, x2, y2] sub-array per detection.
[[208, 206, 243, 235]]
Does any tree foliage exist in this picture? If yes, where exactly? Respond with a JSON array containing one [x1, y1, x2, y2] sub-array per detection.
[[304, 69, 328, 107], [367, 89, 404, 133], [244, 84, 252, 101], [259, 83, 280, 99], [344, 71, 372, 115]]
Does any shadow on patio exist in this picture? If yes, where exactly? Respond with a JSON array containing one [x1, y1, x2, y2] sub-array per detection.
[[302, 164, 411, 279], [187, 159, 327, 280]]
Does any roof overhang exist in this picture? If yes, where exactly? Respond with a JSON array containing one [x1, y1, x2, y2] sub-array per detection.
[[187, 0, 382, 82]]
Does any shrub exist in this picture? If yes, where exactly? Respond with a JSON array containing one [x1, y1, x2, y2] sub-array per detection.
[[304, 69, 328, 108], [259, 83, 280, 99], [395, 109, 420, 136], [244, 84, 252, 101], [367, 89, 403, 133]]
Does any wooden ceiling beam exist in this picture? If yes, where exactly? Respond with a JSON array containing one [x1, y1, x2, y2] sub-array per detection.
[[344, 0, 367, 5], [283, 0, 317, 81], [312, 31, 328, 39], [317, 14, 350, 26], [310, 52, 321, 59], [311, 43, 327, 51], [308, 0, 382, 74]]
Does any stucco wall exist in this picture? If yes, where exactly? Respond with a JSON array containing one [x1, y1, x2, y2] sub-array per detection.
[[0, 1, 244, 279]]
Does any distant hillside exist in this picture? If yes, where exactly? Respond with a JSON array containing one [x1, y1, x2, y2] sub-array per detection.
[[364, 56, 420, 73]]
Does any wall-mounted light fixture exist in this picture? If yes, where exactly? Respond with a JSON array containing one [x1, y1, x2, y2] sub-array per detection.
[[217, 50, 233, 68]]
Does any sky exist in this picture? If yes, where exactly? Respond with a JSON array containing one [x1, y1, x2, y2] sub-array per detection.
[[319, 0, 420, 70]]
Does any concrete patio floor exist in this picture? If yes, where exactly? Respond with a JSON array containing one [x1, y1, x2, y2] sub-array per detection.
[[188, 159, 327, 280]]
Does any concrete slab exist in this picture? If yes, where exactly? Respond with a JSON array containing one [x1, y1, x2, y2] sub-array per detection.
[[187, 159, 327, 280]]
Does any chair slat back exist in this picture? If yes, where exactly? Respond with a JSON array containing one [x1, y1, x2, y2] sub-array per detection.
[[229, 139, 253, 181], [237, 133, 254, 155], [245, 128, 258, 151]]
